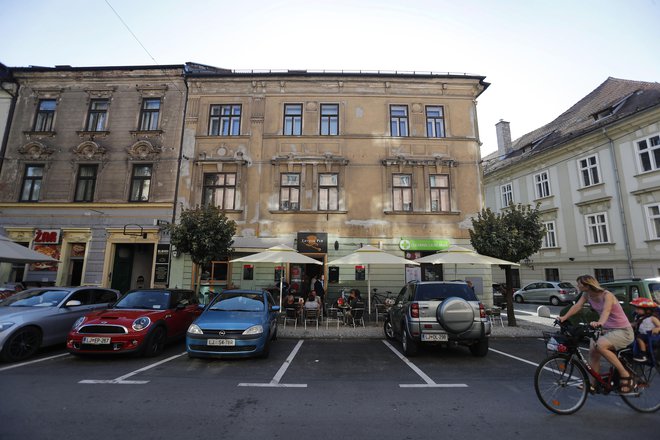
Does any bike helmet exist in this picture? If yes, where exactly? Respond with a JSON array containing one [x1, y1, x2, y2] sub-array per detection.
[[630, 297, 657, 308]]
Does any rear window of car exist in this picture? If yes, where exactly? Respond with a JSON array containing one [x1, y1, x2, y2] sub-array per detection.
[[558, 282, 575, 289], [415, 283, 477, 301]]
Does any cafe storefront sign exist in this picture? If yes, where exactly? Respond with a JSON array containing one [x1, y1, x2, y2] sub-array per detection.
[[297, 232, 327, 253], [399, 238, 450, 251]]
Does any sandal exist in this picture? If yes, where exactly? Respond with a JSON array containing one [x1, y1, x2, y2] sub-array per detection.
[[619, 376, 634, 394]]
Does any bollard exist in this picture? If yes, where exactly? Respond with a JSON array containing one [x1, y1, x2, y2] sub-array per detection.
[[537, 305, 551, 318]]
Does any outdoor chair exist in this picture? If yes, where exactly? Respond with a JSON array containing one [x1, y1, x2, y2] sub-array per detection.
[[488, 307, 504, 327], [350, 307, 365, 328], [283, 306, 298, 329], [374, 303, 388, 323], [304, 308, 320, 330], [325, 307, 342, 329]]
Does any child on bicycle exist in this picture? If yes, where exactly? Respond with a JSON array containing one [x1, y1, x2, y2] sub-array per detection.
[[630, 297, 660, 363]]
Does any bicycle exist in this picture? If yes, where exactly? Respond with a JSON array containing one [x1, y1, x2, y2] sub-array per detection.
[[534, 320, 660, 414]]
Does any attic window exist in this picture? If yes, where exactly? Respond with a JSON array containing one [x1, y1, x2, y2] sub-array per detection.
[[591, 91, 636, 122], [593, 108, 614, 121]]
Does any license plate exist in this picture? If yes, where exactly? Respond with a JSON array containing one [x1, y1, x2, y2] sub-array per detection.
[[82, 336, 111, 345], [207, 339, 235, 346], [422, 333, 448, 342]]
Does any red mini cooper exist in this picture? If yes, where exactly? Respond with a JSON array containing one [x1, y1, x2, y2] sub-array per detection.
[[67, 289, 202, 357]]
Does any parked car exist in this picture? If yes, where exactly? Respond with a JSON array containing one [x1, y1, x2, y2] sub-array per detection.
[[186, 289, 279, 359], [513, 281, 578, 305], [0, 286, 120, 362], [383, 281, 491, 357], [67, 289, 201, 357], [560, 278, 660, 325]]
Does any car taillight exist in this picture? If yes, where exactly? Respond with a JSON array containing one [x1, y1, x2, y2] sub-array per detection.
[[559, 289, 567, 294], [479, 302, 486, 319], [411, 302, 419, 318]]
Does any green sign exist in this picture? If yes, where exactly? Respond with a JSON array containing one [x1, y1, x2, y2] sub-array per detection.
[[399, 238, 450, 251]]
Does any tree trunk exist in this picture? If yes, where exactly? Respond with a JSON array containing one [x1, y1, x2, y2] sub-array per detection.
[[504, 265, 517, 326]]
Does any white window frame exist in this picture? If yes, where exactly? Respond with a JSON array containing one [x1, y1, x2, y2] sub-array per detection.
[[534, 171, 551, 199], [636, 133, 660, 173], [500, 182, 513, 208], [645, 203, 660, 240], [578, 154, 601, 187], [392, 174, 412, 211], [542, 221, 557, 248], [585, 212, 611, 244]]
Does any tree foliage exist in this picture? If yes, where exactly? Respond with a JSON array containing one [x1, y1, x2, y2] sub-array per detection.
[[168, 205, 236, 266], [469, 203, 545, 326]]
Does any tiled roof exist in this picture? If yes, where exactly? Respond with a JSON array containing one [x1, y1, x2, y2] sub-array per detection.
[[483, 77, 660, 174]]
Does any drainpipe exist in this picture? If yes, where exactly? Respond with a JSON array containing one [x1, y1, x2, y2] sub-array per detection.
[[172, 72, 189, 225], [602, 128, 634, 277]]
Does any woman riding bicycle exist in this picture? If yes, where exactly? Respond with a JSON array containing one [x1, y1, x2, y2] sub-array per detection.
[[559, 274, 634, 392]]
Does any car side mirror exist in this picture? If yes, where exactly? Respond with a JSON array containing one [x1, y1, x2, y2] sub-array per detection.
[[65, 300, 82, 307], [176, 303, 186, 310], [272, 305, 281, 312]]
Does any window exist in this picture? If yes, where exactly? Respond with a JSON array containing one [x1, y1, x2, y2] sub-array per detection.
[[637, 134, 660, 172], [320, 104, 339, 136], [545, 268, 560, 282], [393, 174, 412, 211], [283, 104, 302, 136], [280, 173, 300, 211], [646, 203, 660, 239], [318, 173, 338, 211], [585, 212, 610, 244], [430, 174, 450, 212], [19, 165, 44, 202], [139, 98, 161, 131], [594, 268, 614, 283], [34, 99, 56, 132], [426, 106, 445, 138], [209, 104, 241, 136], [390, 105, 409, 137], [86, 99, 109, 131], [203, 173, 236, 210], [578, 154, 601, 187], [534, 171, 551, 199], [129, 165, 152, 202], [74, 165, 98, 202], [542, 221, 557, 248], [500, 183, 513, 208]]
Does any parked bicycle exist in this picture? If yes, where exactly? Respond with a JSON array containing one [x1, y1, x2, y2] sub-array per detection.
[[371, 288, 395, 308], [534, 320, 659, 414]]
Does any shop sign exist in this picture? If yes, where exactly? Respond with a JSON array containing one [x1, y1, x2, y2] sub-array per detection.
[[156, 244, 170, 264], [297, 232, 327, 253], [34, 229, 61, 245], [399, 238, 450, 251]]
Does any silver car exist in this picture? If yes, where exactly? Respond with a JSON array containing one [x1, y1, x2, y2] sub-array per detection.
[[0, 286, 120, 362], [513, 281, 578, 306]]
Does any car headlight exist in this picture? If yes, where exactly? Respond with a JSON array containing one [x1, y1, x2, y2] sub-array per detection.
[[243, 325, 263, 335], [132, 317, 151, 331], [0, 322, 15, 333], [72, 317, 86, 331], [187, 324, 203, 335]]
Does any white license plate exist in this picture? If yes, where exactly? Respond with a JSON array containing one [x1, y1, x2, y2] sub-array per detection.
[[422, 333, 448, 342], [207, 339, 235, 346], [82, 336, 111, 345]]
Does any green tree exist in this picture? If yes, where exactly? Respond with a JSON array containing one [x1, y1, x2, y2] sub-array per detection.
[[168, 205, 236, 287], [469, 203, 545, 326]]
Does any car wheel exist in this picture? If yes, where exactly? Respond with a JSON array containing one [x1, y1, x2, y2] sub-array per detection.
[[1, 326, 42, 362], [514, 295, 524, 303], [383, 319, 395, 340], [402, 324, 418, 357], [143, 326, 166, 357], [469, 338, 489, 357], [550, 296, 560, 306]]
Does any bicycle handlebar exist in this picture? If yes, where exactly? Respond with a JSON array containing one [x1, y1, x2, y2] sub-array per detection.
[[554, 318, 602, 340]]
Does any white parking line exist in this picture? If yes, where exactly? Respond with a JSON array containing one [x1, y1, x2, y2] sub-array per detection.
[[382, 340, 468, 388], [0, 353, 70, 372], [239, 339, 307, 388], [488, 348, 539, 367], [79, 352, 187, 384]]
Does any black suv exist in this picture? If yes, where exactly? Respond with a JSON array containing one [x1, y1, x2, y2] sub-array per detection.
[[383, 281, 491, 357]]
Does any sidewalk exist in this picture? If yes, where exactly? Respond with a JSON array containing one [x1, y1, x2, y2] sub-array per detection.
[[278, 312, 556, 339]]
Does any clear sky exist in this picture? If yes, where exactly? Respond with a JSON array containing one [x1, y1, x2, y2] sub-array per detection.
[[2, 0, 659, 156]]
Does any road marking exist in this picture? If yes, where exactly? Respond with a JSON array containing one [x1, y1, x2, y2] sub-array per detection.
[[238, 340, 306, 388], [0, 353, 70, 372], [488, 348, 539, 367], [79, 352, 187, 385], [382, 340, 468, 388], [239, 339, 307, 388]]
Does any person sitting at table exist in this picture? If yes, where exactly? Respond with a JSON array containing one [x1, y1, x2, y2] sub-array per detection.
[[305, 291, 321, 312], [284, 292, 296, 307], [349, 289, 361, 308]]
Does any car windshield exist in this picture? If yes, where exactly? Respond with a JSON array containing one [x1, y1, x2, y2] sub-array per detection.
[[558, 282, 575, 289], [209, 293, 265, 312], [114, 290, 170, 310], [0, 289, 69, 307], [649, 283, 660, 302], [416, 284, 477, 301]]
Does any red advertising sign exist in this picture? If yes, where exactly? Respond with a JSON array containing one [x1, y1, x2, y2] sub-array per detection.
[[34, 229, 61, 244]]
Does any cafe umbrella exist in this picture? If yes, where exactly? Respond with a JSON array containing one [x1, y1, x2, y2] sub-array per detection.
[[229, 244, 322, 309], [327, 245, 419, 314], [0, 234, 60, 264], [413, 245, 520, 274]]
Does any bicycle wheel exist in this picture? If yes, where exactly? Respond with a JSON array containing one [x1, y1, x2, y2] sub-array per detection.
[[620, 361, 660, 413], [534, 354, 589, 415]]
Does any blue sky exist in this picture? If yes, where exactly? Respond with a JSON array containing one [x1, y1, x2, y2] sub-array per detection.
[[2, 0, 659, 155]]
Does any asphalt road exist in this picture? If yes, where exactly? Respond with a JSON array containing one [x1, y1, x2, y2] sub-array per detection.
[[0, 335, 656, 440]]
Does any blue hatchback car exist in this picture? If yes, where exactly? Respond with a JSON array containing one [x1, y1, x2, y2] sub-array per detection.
[[186, 289, 279, 359]]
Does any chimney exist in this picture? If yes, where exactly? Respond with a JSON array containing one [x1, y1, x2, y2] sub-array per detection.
[[496, 119, 512, 155]]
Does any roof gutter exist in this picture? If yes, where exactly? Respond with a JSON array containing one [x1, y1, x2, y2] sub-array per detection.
[[602, 127, 634, 277]]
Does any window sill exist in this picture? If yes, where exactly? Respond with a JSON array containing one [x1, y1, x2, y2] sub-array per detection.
[[384, 210, 460, 215], [533, 195, 554, 202], [584, 242, 615, 248], [23, 130, 56, 138], [76, 130, 110, 139], [197, 134, 249, 139], [130, 130, 163, 137], [269, 210, 347, 214], [577, 182, 605, 192]]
